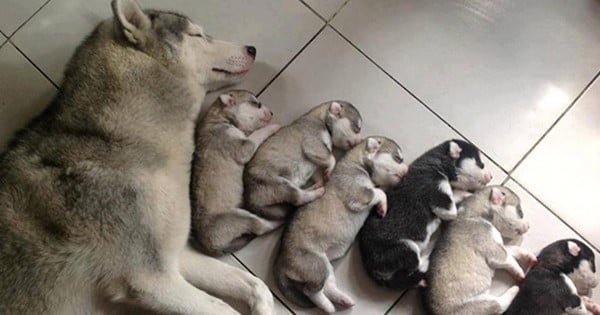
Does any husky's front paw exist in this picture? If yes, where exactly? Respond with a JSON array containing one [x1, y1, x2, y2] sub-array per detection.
[[249, 277, 275, 315]]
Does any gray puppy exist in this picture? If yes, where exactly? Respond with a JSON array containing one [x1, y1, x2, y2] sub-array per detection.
[[0, 1, 274, 314], [424, 186, 536, 315], [274, 136, 408, 313], [244, 101, 363, 220], [191, 90, 281, 256]]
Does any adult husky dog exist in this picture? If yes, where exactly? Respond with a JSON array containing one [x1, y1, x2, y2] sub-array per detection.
[[0, 0, 273, 314]]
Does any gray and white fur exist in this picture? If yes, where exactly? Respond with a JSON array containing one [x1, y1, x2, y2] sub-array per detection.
[[244, 101, 363, 220], [505, 239, 600, 315], [274, 136, 408, 313], [191, 90, 281, 257], [424, 186, 535, 315], [359, 139, 493, 290], [0, 1, 274, 314]]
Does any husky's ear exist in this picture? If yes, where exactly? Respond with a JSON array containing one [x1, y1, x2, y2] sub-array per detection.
[[449, 141, 462, 159], [567, 241, 581, 257], [112, 0, 151, 45], [490, 187, 505, 206], [219, 94, 235, 107], [329, 101, 342, 117], [366, 137, 381, 155]]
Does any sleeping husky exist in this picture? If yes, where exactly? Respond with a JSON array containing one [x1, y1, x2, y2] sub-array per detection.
[[0, 0, 273, 314]]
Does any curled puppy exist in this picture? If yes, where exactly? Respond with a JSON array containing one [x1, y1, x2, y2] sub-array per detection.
[[244, 101, 363, 220], [505, 239, 599, 315], [359, 139, 492, 290], [191, 90, 281, 256], [274, 137, 407, 313], [424, 186, 535, 315]]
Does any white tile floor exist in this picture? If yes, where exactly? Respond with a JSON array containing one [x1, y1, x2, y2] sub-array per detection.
[[0, 0, 598, 314]]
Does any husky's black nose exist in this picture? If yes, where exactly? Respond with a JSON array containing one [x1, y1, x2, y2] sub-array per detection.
[[246, 46, 257, 57]]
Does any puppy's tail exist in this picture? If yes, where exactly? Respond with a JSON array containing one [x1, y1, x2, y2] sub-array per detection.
[[274, 257, 314, 308]]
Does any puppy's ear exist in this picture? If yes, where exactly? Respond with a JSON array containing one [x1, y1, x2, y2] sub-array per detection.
[[490, 187, 505, 206], [329, 101, 342, 117], [366, 137, 381, 155], [567, 241, 581, 257], [219, 94, 236, 107], [449, 141, 462, 159], [112, 0, 151, 45]]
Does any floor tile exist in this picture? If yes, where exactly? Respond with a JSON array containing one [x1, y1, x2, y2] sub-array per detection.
[[258, 26, 505, 181], [303, 0, 347, 20], [11, 0, 323, 96], [513, 79, 600, 250], [0, 33, 6, 47], [0, 0, 46, 35], [333, 0, 600, 170], [235, 27, 505, 315], [389, 180, 600, 314], [0, 42, 56, 150]]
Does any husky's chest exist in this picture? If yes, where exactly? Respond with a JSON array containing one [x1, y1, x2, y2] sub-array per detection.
[[142, 162, 192, 256]]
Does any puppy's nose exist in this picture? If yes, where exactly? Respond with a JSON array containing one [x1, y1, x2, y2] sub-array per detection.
[[246, 46, 257, 57]]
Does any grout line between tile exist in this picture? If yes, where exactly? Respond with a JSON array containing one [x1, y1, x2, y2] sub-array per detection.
[[257, 0, 352, 98], [383, 290, 409, 314], [298, 0, 327, 22], [328, 0, 353, 22], [257, 23, 327, 97], [8, 40, 59, 89], [231, 254, 297, 314], [6, 0, 52, 39], [504, 176, 600, 253], [0, 30, 8, 49], [326, 24, 509, 177], [506, 69, 600, 177]]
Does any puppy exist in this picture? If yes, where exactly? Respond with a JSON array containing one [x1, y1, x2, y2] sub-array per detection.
[[505, 239, 600, 315], [191, 90, 281, 256], [359, 139, 492, 289], [244, 101, 363, 220], [274, 137, 407, 313], [423, 186, 535, 315]]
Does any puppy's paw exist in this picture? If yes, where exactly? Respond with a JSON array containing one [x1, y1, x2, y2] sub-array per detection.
[[417, 279, 428, 288], [264, 124, 281, 135], [336, 296, 355, 309], [320, 303, 336, 314], [310, 181, 324, 190], [376, 202, 388, 217], [525, 253, 537, 267], [510, 269, 525, 282], [314, 186, 325, 197], [583, 297, 600, 315]]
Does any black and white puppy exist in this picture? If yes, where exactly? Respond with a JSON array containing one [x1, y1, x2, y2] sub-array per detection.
[[359, 139, 492, 290], [505, 239, 600, 315]]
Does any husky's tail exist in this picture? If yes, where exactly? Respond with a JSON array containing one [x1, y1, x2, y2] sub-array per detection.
[[274, 255, 314, 308]]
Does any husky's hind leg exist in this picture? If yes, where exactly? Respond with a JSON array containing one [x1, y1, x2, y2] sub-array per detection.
[[127, 269, 239, 315], [179, 246, 274, 315]]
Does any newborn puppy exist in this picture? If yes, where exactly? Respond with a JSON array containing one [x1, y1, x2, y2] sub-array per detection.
[[191, 90, 281, 256], [505, 239, 600, 315], [244, 101, 362, 220], [274, 137, 407, 313], [359, 139, 492, 290], [424, 186, 535, 315]]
